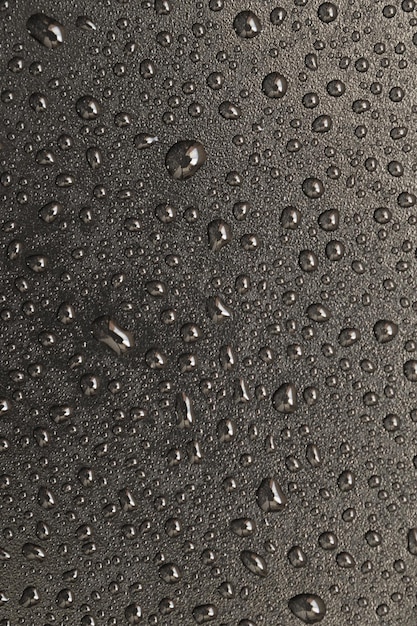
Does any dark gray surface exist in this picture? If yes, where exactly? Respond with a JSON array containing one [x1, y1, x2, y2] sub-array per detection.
[[1, 0, 417, 624]]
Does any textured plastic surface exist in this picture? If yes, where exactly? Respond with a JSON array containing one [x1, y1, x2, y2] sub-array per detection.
[[1, 1, 417, 624]]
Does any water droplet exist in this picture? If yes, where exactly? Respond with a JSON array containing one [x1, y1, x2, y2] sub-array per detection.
[[407, 528, 417, 555], [19, 586, 40, 607], [272, 383, 297, 413], [262, 72, 288, 99], [302, 177, 325, 199], [192, 604, 218, 623], [27, 14, 65, 49], [76, 96, 101, 120], [373, 319, 398, 344], [92, 316, 134, 355], [288, 594, 326, 623], [230, 517, 257, 537], [208, 219, 232, 251], [165, 140, 206, 180], [233, 11, 262, 39], [257, 477, 288, 512], [240, 550, 268, 577]]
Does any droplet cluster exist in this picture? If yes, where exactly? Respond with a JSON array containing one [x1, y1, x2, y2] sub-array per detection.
[[1, 0, 417, 624]]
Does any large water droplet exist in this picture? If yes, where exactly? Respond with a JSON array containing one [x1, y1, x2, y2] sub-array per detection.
[[233, 11, 262, 38], [230, 517, 257, 537], [373, 319, 398, 344], [288, 594, 326, 623], [19, 586, 41, 607], [27, 14, 65, 49], [76, 96, 101, 120], [262, 72, 288, 98], [192, 604, 218, 623], [208, 219, 232, 251], [240, 550, 268, 577], [165, 140, 206, 180], [272, 383, 297, 413], [92, 316, 134, 355], [257, 477, 288, 512]]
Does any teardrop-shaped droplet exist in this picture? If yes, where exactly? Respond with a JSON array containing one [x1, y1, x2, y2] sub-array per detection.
[[76, 96, 101, 120], [125, 602, 142, 624], [155, 0, 172, 15], [336, 551, 356, 568], [19, 586, 41, 607], [76, 15, 97, 30], [0, 548, 10, 560], [57, 302, 76, 325], [272, 382, 297, 413], [288, 545, 308, 568], [39, 200, 63, 223], [50, 404, 73, 424], [159, 562, 182, 584], [0, 591, 9, 606], [38, 486, 55, 509], [404, 359, 417, 382], [312, 114, 332, 133], [7, 239, 23, 260], [302, 177, 325, 199], [56, 588, 73, 608], [134, 133, 159, 149], [92, 316, 134, 355], [26, 254, 48, 273], [206, 296, 232, 323], [22, 543, 46, 561], [257, 477, 288, 512], [86, 147, 102, 169], [29, 92, 48, 112], [0, 398, 11, 415], [219, 101, 241, 120], [307, 303, 332, 323], [192, 604, 218, 623]]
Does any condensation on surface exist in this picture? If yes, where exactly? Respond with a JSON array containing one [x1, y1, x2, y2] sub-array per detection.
[[1, 0, 417, 624]]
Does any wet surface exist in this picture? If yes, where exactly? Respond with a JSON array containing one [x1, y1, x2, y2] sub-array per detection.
[[1, 1, 417, 624]]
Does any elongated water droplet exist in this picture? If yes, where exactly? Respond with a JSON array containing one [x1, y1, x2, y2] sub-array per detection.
[[240, 550, 268, 577], [288, 594, 326, 623], [27, 14, 65, 49], [92, 316, 134, 355]]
